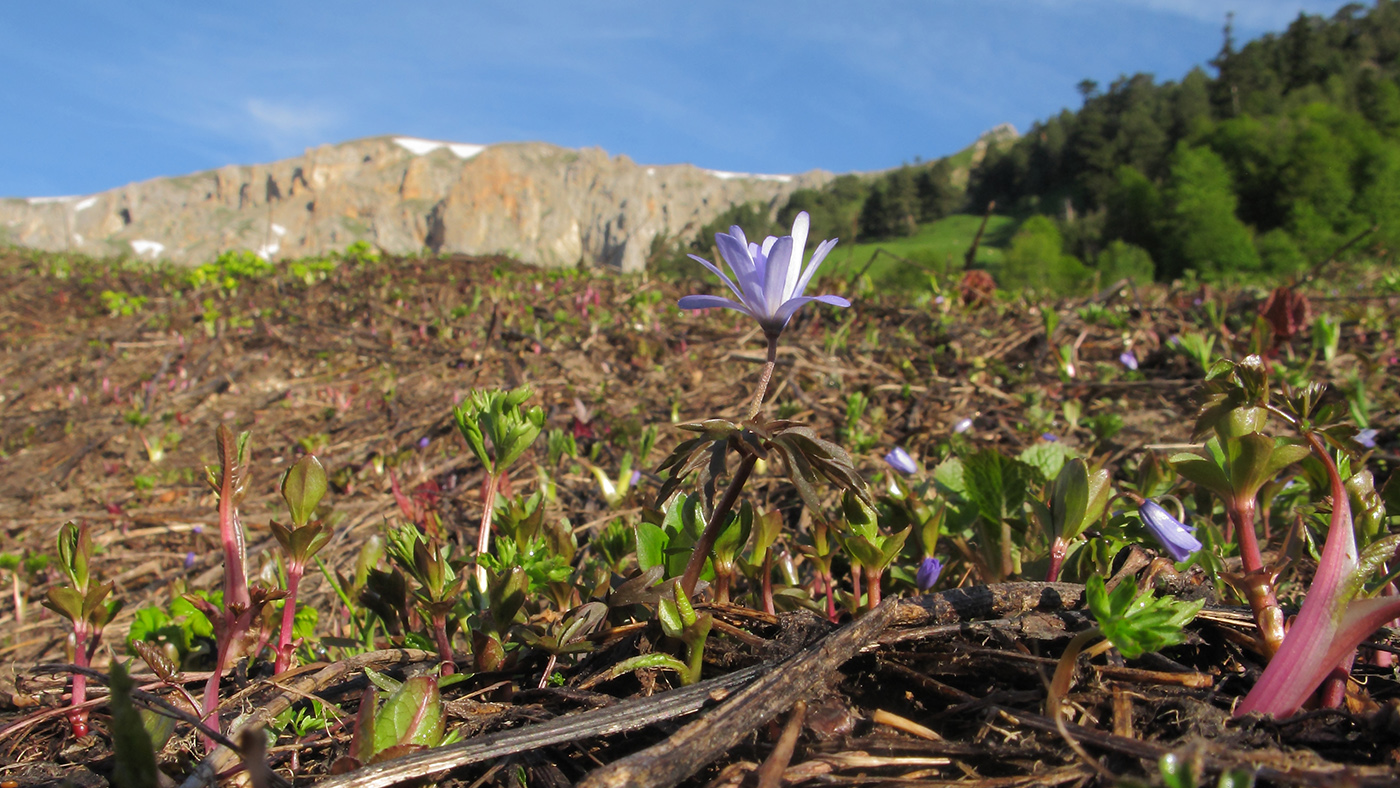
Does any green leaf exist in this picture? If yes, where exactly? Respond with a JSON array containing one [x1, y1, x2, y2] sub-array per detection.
[[657, 596, 684, 639], [1018, 442, 1076, 485], [372, 674, 445, 753], [602, 652, 690, 683], [748, 509, 783, 565], [364, 667, 402, 694], [1158, 752, 1196, 788], [710, 503, 752, 567], [43, 586, 84, 622], [1086, 575, 1204, 660], [963, 450, 1029, 525], [1169, 453, 1232, 499], [932, 457, 968, 498], [281, 454, 328, 528], [634, 522, 666, 573], [1048, 459, 1089, 541], [351, 685, 378, 765], [108, 661, 159, 788]]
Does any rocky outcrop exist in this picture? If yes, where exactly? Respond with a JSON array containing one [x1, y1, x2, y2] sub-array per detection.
[[0, 137, 831, 272]]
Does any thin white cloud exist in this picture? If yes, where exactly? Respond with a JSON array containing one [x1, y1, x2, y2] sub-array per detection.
[[245, 98, 339, 147]]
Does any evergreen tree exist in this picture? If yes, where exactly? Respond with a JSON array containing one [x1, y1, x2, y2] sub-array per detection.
[[1160, 143, 1261, 278], [1104, 165, 1163, 263], [859, 167, 919, 239], [915, 160, 959, 221]]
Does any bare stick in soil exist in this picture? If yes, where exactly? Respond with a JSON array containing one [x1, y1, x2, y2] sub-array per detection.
[[576, 597, 899, 788]]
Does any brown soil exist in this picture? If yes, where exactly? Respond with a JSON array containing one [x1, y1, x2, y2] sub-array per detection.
[[0, 251, 1397, 787]]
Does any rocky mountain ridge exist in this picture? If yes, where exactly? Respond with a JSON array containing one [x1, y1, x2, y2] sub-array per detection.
[[0, 136, 833, 272]]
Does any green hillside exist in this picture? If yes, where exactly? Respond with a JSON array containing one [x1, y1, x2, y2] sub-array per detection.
[[665, 2, 1400, 293]]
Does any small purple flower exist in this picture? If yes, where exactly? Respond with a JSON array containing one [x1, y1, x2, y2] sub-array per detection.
[[183, 551, 197, 570], [884, 447, 917, 475], [1356, 428, 1378, 449], [629, 469, 643, 487], [1041, 433, 1058, 442], [1139, 501, 1202, 562], [1119, 351, 1139, 371], [952, 417, 974, 434], [916, 557, 943, 591], [677, 211, 850, 338], [418, 436, 431, 449]]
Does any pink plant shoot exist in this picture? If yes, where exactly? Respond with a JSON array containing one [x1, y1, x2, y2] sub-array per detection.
[[1236, 432, 1400, 717], [270, 453, 331, 674]]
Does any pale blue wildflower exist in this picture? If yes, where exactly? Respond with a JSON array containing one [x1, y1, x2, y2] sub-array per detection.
[[1139, 500, 1202, 562], [678, 211, 849, 338]]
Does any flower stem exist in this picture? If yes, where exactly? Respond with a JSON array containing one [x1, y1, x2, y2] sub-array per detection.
[[680, 452, 758, 598], [746, 336, 780, 421]]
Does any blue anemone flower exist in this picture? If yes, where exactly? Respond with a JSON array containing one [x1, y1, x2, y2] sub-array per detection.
[[884, 447, 917, 475], [916, 557, 943, 591], [677, 211, 850, 338], [1139, 500, 1202, 562]]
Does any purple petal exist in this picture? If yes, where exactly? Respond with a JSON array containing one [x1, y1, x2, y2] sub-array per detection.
[[716, 233, 764, 302], [793, 237, 840, 296], [1139, 501, 1202, 562], [786, 212, 810, 298], [884, 447, 917, 475], [1119, 351, 1139, 371], [916, 557, 943, 591], [1356, 428, 1378, 449], [678, 294, 752, 315], [686, 253, 748, 302], [762, 236, 795, 317], [771, 294, 851, 327]]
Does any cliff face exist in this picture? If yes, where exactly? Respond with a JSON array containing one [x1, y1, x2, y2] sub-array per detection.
[[0, 137, 830, 272]]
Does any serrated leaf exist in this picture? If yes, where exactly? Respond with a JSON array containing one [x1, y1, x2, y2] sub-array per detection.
[[1019, 442, 1076, 486], [963, 450, 1029, 525], [932, 456, 968, 498]]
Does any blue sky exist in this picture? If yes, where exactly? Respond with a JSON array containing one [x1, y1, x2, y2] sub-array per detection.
[[3, 0, 1364, 197]]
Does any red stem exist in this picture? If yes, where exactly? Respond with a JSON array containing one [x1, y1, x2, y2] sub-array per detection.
[[1230, 497, 1286, 656], [475, 472, 500, 590], [431, 614, 456, 675], [864, 567, 881, 609], [66, 625, 91, 738], [273, 562, 304, 675], [1046, 537, 1067, 583]]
